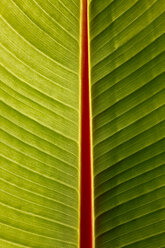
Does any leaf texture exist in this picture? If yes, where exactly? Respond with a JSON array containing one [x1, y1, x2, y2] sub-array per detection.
[[0, 0, 80, 247], [89, 0, 165, 247]]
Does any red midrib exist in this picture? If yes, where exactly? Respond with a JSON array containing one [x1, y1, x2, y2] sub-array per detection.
[[80, 0, 93, 248]]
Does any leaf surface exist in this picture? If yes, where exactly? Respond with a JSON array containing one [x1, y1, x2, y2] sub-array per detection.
[[0, 0, 80, 247], [89, 0, 165, 247]]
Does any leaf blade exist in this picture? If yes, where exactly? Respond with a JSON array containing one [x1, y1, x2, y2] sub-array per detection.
[[90, 0, 165, 247], [0, 0, 80, 247]]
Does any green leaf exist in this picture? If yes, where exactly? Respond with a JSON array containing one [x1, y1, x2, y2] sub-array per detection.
[[1, 0, 165, 247], [89, 0, 165, 247], [0, 0, 80, 247]]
